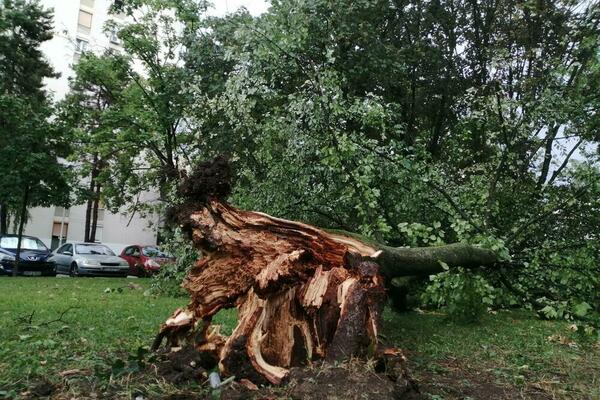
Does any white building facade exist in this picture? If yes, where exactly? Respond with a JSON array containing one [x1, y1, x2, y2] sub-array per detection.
[[23, 0, 159, 254]]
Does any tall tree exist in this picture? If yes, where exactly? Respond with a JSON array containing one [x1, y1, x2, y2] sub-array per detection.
[[59, 52, 133, 242], [0, 0, 71, 273]]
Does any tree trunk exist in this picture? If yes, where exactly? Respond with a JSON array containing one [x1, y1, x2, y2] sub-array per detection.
[[89, 182, 101, 242], [0, 203, 7, 235], [154, 158, 499, 385], [84, 156, 99, 242], [13, 186, 29, 277]]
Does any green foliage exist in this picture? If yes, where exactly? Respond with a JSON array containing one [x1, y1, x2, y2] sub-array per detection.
[[398, 221, 445, 247], [421, 269, 498, 323], [149, 229, 200, 297], [185, 0, 598, 322], [0, 0, 71, 237]]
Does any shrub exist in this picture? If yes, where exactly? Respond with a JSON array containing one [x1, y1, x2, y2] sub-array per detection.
[[149, 229, 200, 297], [421, 268, 497, 323]]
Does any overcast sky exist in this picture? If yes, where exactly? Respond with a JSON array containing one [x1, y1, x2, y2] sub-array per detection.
[[208, 0, 270, 16]]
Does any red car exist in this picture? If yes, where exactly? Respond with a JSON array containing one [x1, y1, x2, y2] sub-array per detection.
[[120, 245, 174, 276]]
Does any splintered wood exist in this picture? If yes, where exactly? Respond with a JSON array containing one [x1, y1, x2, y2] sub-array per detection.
[[156, 200, 387, 384]]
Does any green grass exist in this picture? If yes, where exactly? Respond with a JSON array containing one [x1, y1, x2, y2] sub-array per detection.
[[383, 309, 600, 399], [0, 278, 597, 399], [0, 277, 235, 398]]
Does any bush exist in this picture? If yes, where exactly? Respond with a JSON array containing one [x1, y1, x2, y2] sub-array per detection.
[[421, 268, 497, 323], [149, 229, 200, 297]]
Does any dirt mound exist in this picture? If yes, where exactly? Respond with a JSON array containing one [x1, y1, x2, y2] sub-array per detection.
[[285, 364, 421, 400], [213, 362, 422, 400], [155, 345, 215, 384], [149, 349, 423, 400]]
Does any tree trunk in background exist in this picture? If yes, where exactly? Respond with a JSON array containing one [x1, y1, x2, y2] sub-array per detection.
[[84, 197, 92, 242], [89, 182, 101, 243], [13, 186, 29, 277], [84, 156, 99, 242], [0, 204, 7, 235]]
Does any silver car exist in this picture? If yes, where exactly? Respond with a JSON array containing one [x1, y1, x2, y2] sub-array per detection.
[[51, 242, 129, 277]]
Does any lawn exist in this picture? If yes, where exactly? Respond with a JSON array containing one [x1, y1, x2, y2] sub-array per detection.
[[384, 309, 599, 399], [0, 277, 597, 399]]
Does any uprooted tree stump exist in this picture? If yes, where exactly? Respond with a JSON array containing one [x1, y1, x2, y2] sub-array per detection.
[[153, 157, 498, 385]]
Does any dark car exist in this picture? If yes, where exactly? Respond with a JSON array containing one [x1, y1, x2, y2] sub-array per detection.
[[120, 245, 175, 276], [0, 235, 56, 276]]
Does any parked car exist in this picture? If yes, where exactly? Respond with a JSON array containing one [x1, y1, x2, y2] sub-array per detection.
[[120, 245, 175, 276], [0, 235, 56, 276], [51, 242, 129, 277]]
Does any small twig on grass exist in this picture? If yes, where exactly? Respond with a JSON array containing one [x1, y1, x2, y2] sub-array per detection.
[[15, 307, 78, 328], [15, 310, 36, 325], [38, 307, 79, 327]]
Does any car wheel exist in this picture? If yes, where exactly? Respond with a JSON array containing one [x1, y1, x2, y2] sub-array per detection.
[[69, 263, 79, 277]]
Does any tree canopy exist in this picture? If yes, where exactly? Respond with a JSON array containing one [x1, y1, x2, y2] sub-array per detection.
[[193, 0, 599, 324]]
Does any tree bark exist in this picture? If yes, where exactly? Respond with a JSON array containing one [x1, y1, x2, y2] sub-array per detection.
[[89, 182, 101, 242], [13, 186, 29, 276], [84, 196, 92, 243], [0, 203, 7, 235], [84, 155, 99, 242], [376, 243, 497, 279]]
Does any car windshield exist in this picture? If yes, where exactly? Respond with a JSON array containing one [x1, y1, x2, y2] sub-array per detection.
[[0, 237, 47, 251], [76, 244, 115, 256], [142, 246, 172, 258]]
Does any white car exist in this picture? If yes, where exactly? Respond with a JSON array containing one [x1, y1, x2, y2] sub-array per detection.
[[51, 242, 129, 277]]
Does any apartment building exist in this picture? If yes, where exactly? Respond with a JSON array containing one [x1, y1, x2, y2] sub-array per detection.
[[23, 0, 159, 253]]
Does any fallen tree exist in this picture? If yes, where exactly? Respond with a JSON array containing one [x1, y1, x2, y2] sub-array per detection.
[[154, 157, 499, 385]]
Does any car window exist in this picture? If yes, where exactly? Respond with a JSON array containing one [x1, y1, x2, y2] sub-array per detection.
[[124, 247, 133, 256], [142, 246, 171, 258], [132, 247, 141, 256], [0, 237, 48, 251], [76, 244, 115, 256], [58, 244, 73, 254]]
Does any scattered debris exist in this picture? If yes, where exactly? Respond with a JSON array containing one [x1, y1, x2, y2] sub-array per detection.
[[59, 368, 91, 378], [547, 334, 578, 348]]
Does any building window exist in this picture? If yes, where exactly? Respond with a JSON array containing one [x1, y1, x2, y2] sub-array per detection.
[[80, 0, 95, 8], [108, 27, 120, 44], [54, 206, 70, 217], [75, 38, 88, 53], [96, 201, 105, 222], [78, 9, 93, 34], [51, 222, 69, 250], [94, 225, 103, 242]]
